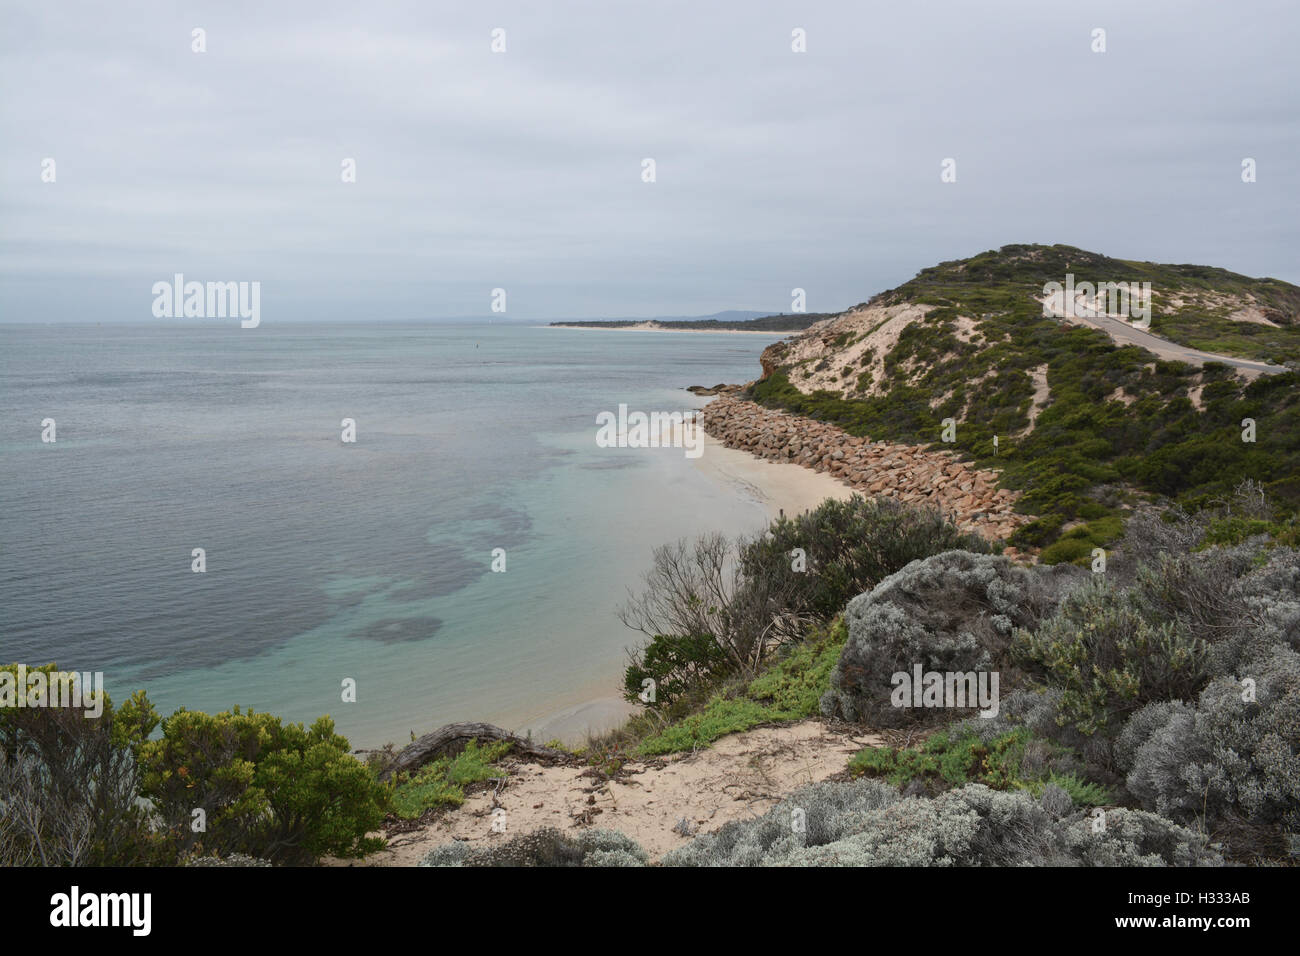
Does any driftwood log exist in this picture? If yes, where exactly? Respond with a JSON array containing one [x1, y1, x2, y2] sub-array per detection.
[[377, 721, 569, 781]]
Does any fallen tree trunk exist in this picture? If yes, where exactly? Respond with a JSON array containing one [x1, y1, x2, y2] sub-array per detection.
[[377, 722, 569, 781]]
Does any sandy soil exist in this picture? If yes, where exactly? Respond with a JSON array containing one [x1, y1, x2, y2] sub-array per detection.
[[335, 719, 879, 866], [781, 303, 933, 397]]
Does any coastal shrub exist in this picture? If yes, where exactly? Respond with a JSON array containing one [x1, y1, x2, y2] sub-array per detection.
[[419, 827, 648, 867], [136, 706, 388, 865], [620, 532, 809, 704], [947, 686, 1067, 743], [1111, 506, 1299, 676], [1039, 516, 1125, 566], [1117, 645, 1300, 848], [739, 495, 991, 623], [186, 853, 274, 867], [821, 551, 1078, 727], [1062, 808, 1223, 867], [1038, 783, 1075, 818], [1013, 576, 1208, 736], [1132, 547, 1259, 642], [389, 738, 511, 818], [622, 632, 729, 709], [1022, 773, 1111, 808], [850, 729, 1028, 791], [848, 727, 1109, 806], [664, 779, 1221, 867], [1235, 547, 1300, 657], [0, 665, 165, 866], [635, 618, 847, 756], [660, 779, 903, 867], [1121, 480, 1276, 562], [621, 498, 990, 708]]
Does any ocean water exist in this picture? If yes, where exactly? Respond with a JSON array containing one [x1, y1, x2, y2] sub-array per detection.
[[0, 322, 777, 748]]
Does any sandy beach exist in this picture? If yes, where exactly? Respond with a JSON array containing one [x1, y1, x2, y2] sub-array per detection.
[[325, 417, 873, 866], [511, 414, 854, 748], [690, 425, 855, 521]]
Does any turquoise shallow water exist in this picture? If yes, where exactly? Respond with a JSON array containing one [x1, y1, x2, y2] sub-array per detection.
[[0, 321, 778, 747]]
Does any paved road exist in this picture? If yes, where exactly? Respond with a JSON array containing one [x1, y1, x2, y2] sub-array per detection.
[[1071, 311, 1283, 375], [1043, 291, 1285, 375]]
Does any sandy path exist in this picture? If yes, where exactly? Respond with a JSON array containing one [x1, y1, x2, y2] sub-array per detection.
[[336, 719, 880, 866]]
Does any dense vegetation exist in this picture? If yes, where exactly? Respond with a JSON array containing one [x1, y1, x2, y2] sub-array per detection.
[[750, 244, 1300, 558]]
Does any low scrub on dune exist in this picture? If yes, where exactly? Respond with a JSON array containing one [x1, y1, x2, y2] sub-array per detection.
[[659, 779, 1220, 867]]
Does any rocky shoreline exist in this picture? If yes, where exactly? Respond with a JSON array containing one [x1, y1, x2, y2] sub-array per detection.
[[697, 395, 1033, 545]]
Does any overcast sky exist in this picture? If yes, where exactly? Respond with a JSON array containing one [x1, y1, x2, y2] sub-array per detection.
[[2, 0, 1297, 322]]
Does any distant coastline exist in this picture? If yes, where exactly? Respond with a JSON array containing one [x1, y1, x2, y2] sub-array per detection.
[[547, 314, 834, 334], [545, 323, 784, 335]]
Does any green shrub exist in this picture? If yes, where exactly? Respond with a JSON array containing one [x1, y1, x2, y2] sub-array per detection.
[[1014, 578, 1208, 735], [622, 632, 729, 709], [740, 495, 991, 623], [849, 727, 1109, 807], [622, 497, 983, 709], [636, 618, 847, 756], [850, 729, 1026, 790], [1039, 516, 1125, 566], [390, 739, 512, 819], [1022, 772, 1111, 808], [136, 706, 388, 865]]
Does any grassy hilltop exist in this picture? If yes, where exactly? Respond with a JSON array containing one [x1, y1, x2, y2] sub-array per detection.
[[749, 243, 1300, 562]]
